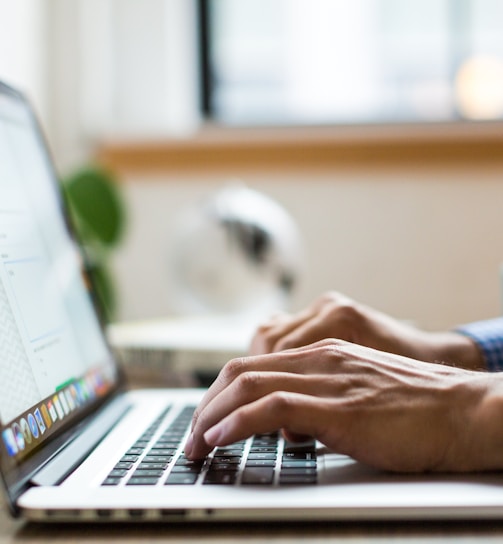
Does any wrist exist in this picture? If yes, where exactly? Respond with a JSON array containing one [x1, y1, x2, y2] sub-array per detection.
[[468, 380, 503, 470], [427, 331, 486, 370]]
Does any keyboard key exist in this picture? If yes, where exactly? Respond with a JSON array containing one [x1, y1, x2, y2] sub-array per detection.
[[143, 455, 173, 463], [214, 449, 244, 457], [113, 462, 134, 470], [280, 467, 317, 476], [126, 476, 160, 486], [175, 458, 204, 467], [206, 463, 240, 472], [211, 456, 241, 465], [245, 459, 276, 468], [283, 440, 316, 453], [120, 455, 139, 463], [137, 462, 170, 470], [108, 469, 129, 478], [281, 460, 317, 469], [203, 472, 237, 485], [126, 447, 146, 455], [132, 469, 165, 478], [165, 473, 199, 485], [171, 465, 203, 474], [283, 452, 315, 460], [102, 477, 122, 486], [247, 453, 277, 460], [148, 448, 177, 456], [279, 474, 317, 485], [241, 467, 274, 485], [249, 446, 277, 453]]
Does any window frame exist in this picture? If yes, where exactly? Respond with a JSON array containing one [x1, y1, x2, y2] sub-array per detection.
[[198, 0, 503, 128]]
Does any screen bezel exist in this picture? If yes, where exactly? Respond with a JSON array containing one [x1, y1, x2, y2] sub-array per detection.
[[0, 79, 126, 515]]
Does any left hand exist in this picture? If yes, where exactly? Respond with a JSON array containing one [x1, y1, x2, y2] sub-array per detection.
[[249, 291, 484, 370]]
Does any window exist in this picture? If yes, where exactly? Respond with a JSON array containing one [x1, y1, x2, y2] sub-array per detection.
[[201, 0, 503, 126]]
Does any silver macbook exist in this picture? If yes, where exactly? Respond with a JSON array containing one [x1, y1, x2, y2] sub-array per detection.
[[2, 79, 503, 523]]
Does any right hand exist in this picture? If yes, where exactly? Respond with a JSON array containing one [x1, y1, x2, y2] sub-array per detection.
[[186, 339, 500, 472], [250, 291, 484, 370]]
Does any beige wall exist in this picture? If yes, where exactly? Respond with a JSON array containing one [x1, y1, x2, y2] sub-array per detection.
[[111, 160, 503, 331]]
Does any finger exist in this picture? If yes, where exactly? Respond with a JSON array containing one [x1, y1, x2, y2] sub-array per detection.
[[250, 307, 318, 354], [271, 313, 334, 352], [202, 392, 339, 452], [190, 339, 341, 434], [250, 292, 356, 355], [281, 429, 312, 443], [188, 371, 341, 459]]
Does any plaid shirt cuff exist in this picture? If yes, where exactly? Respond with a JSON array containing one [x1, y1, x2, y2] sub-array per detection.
[[456, 318, 503, 372]]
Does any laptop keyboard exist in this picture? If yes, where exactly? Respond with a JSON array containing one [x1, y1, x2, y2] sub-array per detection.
[[102, 405, 317, 487]]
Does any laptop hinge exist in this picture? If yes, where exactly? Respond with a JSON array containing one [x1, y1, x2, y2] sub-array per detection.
[[30, 396, 131, 487]]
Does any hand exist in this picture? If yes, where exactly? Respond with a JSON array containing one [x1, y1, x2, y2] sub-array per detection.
[[185, 339, 503, 472], [250, 291, 484, 370]]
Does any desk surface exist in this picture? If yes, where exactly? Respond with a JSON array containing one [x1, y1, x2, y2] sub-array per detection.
[[4, 373, 503, 543], [4, 506, 503, 543]]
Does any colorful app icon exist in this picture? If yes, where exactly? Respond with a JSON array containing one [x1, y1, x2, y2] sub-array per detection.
[[94, 372, 106, 394], [2, 428, 18, 456], [59, 392, 69, 415], [53, 395, 64, 419], [12, 422, 25, 451], [47, 400, 58, 423], [41, 404, 52, 428], [27, 413, 39, 439], [70, 385, 79, 406], [87, 377, 96, 399], [80, 379, 89, 401], [34, 408, 46, 435], [20, 418, 32, 444], [65, 389, 75, 411], [75, 382, 85, 404]]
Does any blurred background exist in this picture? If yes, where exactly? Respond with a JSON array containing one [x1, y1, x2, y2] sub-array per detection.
[[2, 0, 503, 332]]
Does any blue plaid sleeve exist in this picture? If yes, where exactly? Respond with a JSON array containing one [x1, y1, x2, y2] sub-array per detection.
[[456, 318, 503, 372]]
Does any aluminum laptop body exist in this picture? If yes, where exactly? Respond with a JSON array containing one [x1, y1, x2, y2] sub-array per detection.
[[2, 79, 503, 523]]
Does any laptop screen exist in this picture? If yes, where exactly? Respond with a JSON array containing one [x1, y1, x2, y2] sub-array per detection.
[[0, 82, 119, 471]]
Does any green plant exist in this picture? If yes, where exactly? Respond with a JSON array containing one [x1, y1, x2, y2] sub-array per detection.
[[61, 165, 126, 322]]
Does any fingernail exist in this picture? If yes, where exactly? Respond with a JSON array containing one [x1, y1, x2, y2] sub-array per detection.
[[184, 433, 194, 457], [204, 424, 224, 446]]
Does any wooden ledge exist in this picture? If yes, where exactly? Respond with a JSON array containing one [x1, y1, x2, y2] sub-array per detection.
[[97, 122, 503, 176]]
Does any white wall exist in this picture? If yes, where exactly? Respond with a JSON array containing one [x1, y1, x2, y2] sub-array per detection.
[[0, 0, 48, 123], [44, 0, 200, 175], [3, 1, 501, 332], [111, 161, 503, 331]]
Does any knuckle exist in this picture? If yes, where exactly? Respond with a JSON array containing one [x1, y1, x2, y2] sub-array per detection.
[[252, 330, 277, 353], [256, 322, 273, 334], [191, 409, 200, 428], [266, 390, 295, 414], [274, 337, 295, 352], [262, 330, 279, 347], [319, 290, 343, 305], [316, 339, 348, 365], [190, 408, 208, 436], [235, 371, 262, 394], [222, 357, 248, 381], [328, 301, 362, 327]]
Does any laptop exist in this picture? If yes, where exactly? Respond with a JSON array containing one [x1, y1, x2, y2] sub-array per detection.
[[2, 79, 503, 524]]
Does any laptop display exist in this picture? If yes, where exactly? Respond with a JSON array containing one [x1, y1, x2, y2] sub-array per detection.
[[0, 82, 119, 502]]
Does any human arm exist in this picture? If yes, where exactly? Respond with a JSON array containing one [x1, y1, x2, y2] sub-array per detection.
[[457, 317, 503, 372], [250, 291, 485, 371], [185, 339, 503, 473]]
